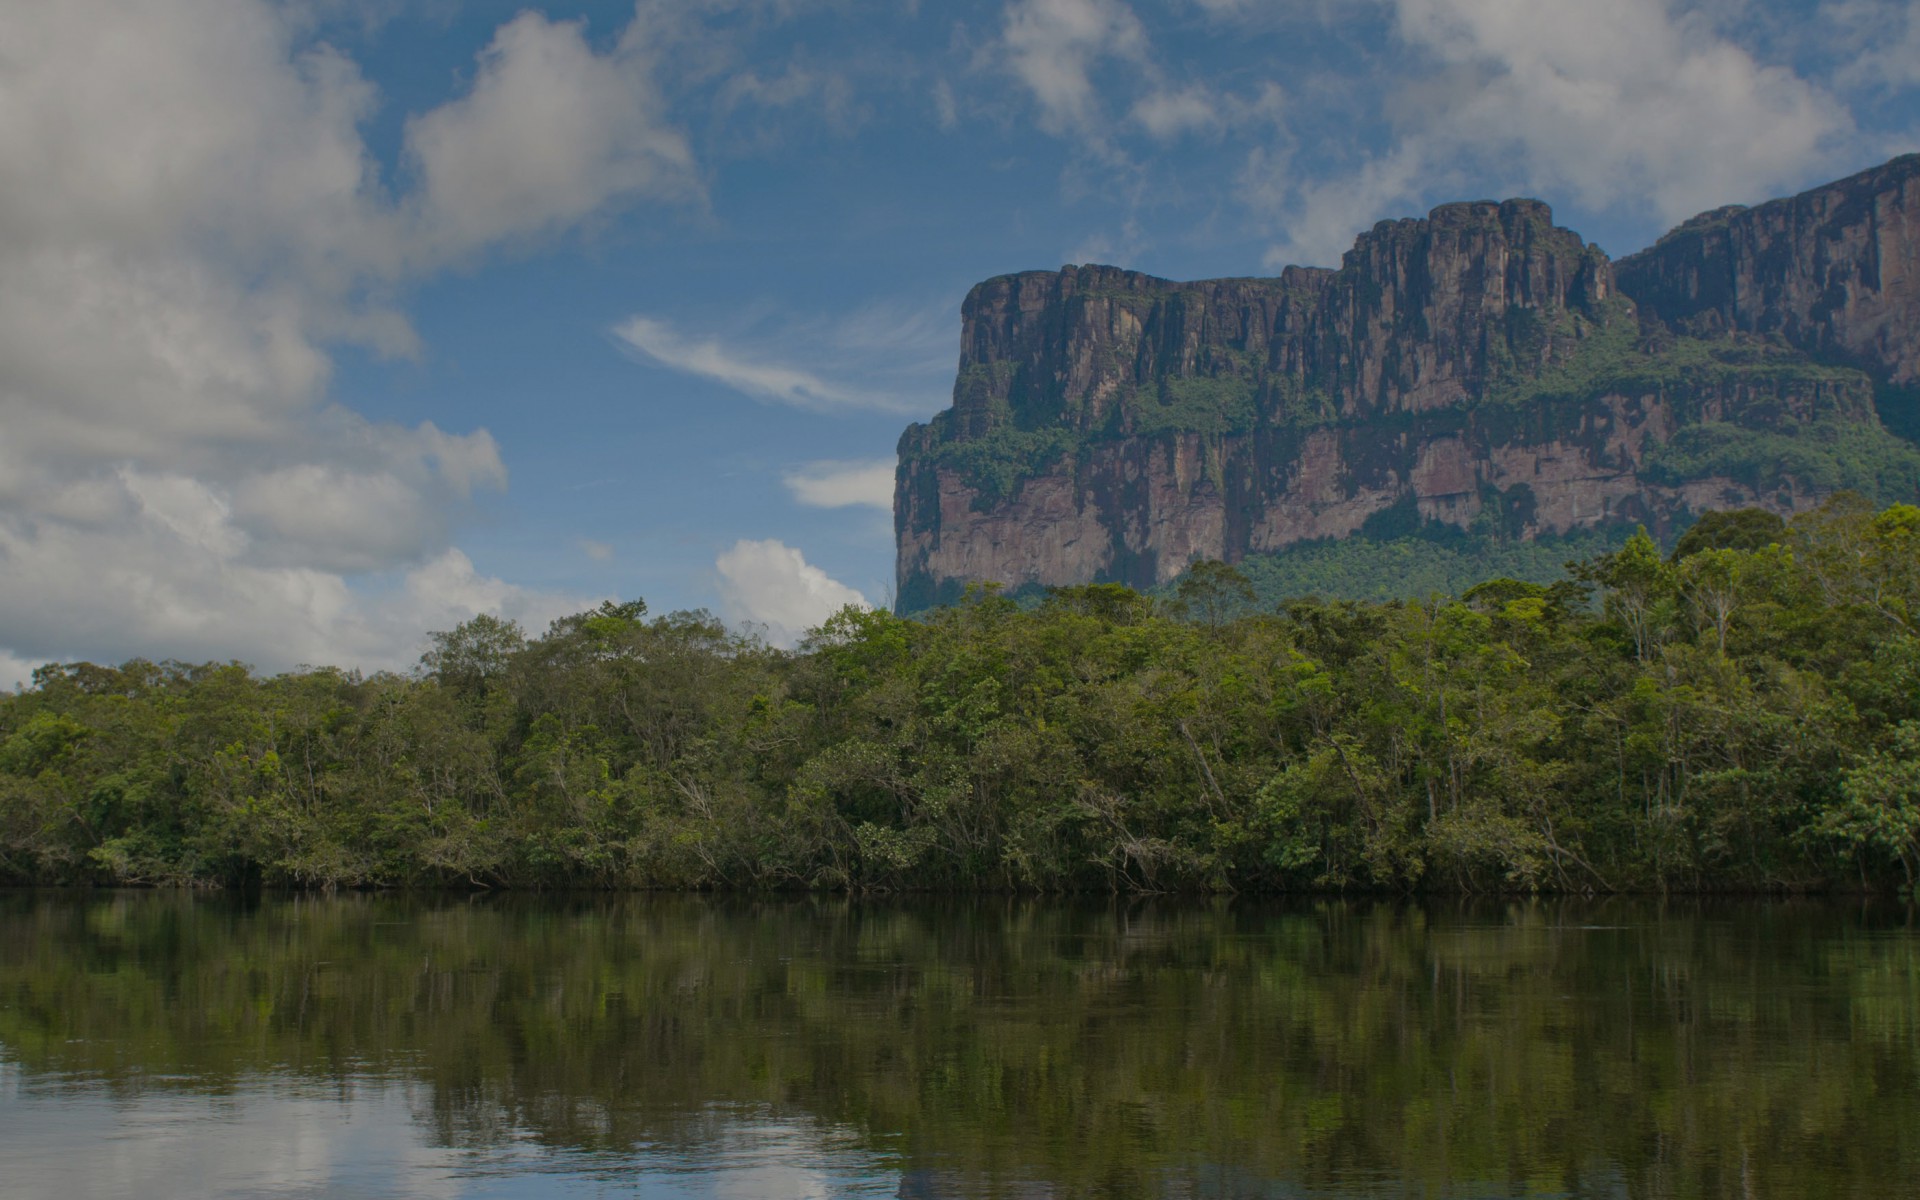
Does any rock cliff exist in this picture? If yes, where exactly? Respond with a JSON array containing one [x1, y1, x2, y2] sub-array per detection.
[[1614, 154, 1920, 387], [896, 157, 1920, 610]]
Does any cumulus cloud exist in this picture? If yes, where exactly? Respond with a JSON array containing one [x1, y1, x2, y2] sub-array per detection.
[[782, 460, 896, 509], [0, 0, 688, 674], [0, 472, 586, 674], [375, 549, 591, 666], [1400, 0, 1851, 210], [402, 11, 697, 261], [1258, 0, 1857, 265], [714, 539, 869, 647]]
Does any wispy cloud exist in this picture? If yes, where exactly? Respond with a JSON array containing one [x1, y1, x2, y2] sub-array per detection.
[[997, 0, 1148, 138], [1131, 87, 1219, 139], [782, 459, 895, 509], [611, 300, 956, 416], [613, 316, 877, 411]]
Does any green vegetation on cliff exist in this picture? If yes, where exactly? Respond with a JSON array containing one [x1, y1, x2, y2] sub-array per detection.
[[1130, 374, 1261, 438], [928, 418, 1073, 506], [4, 499, 1919, 894], [1483, 299, 1867, 410], [1169, 527, 1635, 609], [1645, 416, 1920, 503], [922, 304, 1915, 525]]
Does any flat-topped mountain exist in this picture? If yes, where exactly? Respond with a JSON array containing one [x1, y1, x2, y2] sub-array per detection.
[[895, 155, 1920, 610], [1616, 154, 1920, 390]]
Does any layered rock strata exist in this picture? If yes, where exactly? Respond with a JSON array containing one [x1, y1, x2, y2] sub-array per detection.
[[1615, 154, 1920, 386], [896, 157, 1920, 609]]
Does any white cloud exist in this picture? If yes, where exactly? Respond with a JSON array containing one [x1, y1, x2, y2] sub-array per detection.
[[1401, 0, 1851, 212], [714, 539, 868, 647], [714, 63, 862, 141], [823, 301, 958, 371], [1261, 146, 1429, 268], [1185, 0, 1363, 23], [933, 78, 960, 130], [1068, 217, 1148, 266], [994, 0, 1291, 151], [376, 549, 590, 668], [402, 11, 697, 261], [232, 466, 443, 573], [0, 0, 687, 673], [1259, 0, 1856, 265], [997, 0, 1149, 136], [782, 460, 896, 509], [1131, 88, 1220, 139], [614, 317, 882, 411], [1826, 0, 1920, 91], [612, 307, 949, 415], [580, 538, 615, 561], [0, 651, 41, 694], [0, 469, 585, 674]]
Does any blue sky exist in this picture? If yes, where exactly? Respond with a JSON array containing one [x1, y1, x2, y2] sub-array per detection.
[[2, 0, 1918, 677]]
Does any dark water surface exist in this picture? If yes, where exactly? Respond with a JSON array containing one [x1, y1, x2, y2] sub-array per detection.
[[0, 893, 1915, 1199]]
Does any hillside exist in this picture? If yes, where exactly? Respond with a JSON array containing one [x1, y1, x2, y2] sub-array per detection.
[[895, 155, 1920, 611]]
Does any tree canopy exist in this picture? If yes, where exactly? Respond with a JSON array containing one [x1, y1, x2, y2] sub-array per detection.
[[4, 496, 1919, 893]]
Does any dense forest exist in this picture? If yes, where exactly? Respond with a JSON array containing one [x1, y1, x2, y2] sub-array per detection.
[[2, 495, 1918, 894]]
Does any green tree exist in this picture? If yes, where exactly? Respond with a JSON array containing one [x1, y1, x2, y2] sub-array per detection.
[[1167, 559, 1256, 630], [1822, 721, 1920, 889], [1671, 507, 1785, 560]]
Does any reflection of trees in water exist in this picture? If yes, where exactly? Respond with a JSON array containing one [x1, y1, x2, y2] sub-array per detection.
[[1, 893, 1917, 1197]]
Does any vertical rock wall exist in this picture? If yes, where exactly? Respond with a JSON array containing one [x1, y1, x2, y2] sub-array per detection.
[[1615, 154, 1920, 385], [896, 157, 1920, 610]]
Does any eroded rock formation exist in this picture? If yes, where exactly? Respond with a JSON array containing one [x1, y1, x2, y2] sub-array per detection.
[[896, 156, 1920, 609], [1615, 154, 1920, 386]]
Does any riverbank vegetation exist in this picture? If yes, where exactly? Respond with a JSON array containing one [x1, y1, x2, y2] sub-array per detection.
[[3, 495, 1917, 893]]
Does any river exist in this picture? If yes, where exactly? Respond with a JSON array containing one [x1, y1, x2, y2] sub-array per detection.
[[1, 892, 1914, 1198]]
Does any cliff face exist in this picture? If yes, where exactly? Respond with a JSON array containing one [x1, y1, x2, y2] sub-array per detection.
[[1614, 154, 1920, 386], [943, 200, 1611, 432], [897, 158, 1920, 609]]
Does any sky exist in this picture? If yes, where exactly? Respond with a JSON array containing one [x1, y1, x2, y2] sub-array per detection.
[[3, 0, 1919, 681]]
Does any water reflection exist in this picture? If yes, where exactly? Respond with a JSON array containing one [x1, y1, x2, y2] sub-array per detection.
[[0, 894, 1915, 1198], [0, 1068, 899, 1198]]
